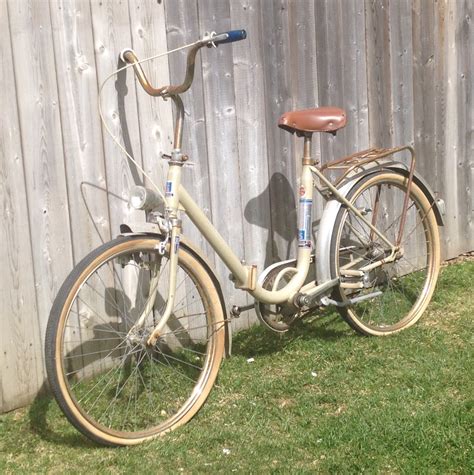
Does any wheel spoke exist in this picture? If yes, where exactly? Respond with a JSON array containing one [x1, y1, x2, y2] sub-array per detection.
[[334, 174, 439, 334], [48, 238, 224, 444]]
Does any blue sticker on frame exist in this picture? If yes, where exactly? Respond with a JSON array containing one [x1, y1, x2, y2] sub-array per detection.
[[298, 198, 312, 248], [165, 181, 174, 197]]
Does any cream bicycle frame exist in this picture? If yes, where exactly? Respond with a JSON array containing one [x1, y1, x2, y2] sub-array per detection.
[[144, 140, 400, 345], [121, 46, 399, 345]]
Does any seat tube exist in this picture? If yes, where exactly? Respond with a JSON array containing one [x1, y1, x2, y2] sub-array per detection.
[[297, 134, 314, 252]]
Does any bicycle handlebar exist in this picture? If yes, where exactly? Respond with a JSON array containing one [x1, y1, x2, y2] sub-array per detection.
[[120, 29, 247, 97], [211, 29, 247, 45]]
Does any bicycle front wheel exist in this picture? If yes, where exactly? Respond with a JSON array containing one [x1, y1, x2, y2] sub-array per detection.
[[330, 172, 440, 336], [45, 236, 225, 446]]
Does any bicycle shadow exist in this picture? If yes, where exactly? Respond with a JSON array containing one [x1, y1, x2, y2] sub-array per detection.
[[28, 289, 131, 446], [114, 57, 143, 187], [71, 59, 145, 249], [30, 285, 196, 446], [232, 309, 357, 358], [244, 172, 297, 268], [28, 383, 96, 448], [230, 308, 352, 358]]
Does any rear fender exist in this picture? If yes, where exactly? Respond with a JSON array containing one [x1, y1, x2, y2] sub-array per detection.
[[119, 223, 232, 357], [315, 165, 445, 287]]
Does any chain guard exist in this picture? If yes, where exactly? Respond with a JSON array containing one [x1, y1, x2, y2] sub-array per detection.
[[254, 263, 301, 333]]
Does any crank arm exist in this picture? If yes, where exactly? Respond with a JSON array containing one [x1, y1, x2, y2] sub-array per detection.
[[321, 290, 383, 307], [295, 277, 340, 308]]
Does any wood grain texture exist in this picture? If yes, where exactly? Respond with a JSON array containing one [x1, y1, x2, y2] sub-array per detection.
[[89, 0, 144, 234], [388, 0, 414, 148], [50, 0, 112, 258], [365, 0, 392, 148], [412, 0, 437, 181], [197, 0, 248, 330], [0, 0, 43, 412], [8, 0, 74, 345], [128, 0, 174, 190], [229, 0, 271, 326], [454, 0, 474, 254], [164, 0, 216, 264], [434, 0, 457, 258], [260, 0, 296, 264]]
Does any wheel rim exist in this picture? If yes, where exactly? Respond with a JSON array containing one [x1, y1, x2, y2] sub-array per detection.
[[56, 241, 222, 440], [334, 174, 438, 333]]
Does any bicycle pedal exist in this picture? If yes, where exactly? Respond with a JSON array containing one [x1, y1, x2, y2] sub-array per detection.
[[230, 305, 241, 318], [230, 303, 254, 319]]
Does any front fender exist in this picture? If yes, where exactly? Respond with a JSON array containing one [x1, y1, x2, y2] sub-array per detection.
[[119, 223, 232, 357]]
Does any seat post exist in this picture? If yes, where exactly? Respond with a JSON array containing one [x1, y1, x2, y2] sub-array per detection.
[[302, 134, 314, 166]]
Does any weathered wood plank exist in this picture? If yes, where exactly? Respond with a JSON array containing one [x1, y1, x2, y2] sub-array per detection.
[[164, 0, 216, 264], [315, 0, 353, 161], [339, 0, 369, 153], [8, 0, 74, 343], [454, 0, 474, 254], [388, 0, 414, 148], [89, 0, 144, 235], [412, 0, 436, 182], [229, 0, 271, 325], [197, 0, 247, 331], [50, 0, 112, 258], [49, 0, 122, 385], [260, 0, 296, 263], [0, 0, 43, 412], [432, 0, 452, 259], [365, 0, 392, 148], [288, 0, 320, 158], [128, 0, 174, 193]]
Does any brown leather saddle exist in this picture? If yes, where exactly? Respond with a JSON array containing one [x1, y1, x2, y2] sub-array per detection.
[[278, 106, 346, 136]]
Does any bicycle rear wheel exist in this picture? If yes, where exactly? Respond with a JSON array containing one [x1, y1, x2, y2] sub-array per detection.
[[45, 236, 225, 446], [330, 172, 440, 335]]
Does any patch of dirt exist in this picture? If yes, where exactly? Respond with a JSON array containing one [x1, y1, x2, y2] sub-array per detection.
[[441, 251, 474, 267]]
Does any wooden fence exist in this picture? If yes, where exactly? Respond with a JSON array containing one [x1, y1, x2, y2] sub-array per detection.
[[0, 0, 472, 413]]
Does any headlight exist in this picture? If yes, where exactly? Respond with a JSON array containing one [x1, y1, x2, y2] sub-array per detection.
[[129, 186, 163, 211]]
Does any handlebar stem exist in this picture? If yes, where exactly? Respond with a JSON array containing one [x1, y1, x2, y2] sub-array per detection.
[[171, 95, 185, 149]]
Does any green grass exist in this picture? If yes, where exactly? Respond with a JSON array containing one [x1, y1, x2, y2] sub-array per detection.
[[1, 261, 473, 473]]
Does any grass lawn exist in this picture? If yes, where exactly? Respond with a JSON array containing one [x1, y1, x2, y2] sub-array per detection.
[[1, 261, 473, 473]]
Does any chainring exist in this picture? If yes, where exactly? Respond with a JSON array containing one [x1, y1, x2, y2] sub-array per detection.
[[255, 265, 301, 333]]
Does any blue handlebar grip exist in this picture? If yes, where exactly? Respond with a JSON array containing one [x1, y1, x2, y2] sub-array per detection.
[[215, 29, 247, 44]]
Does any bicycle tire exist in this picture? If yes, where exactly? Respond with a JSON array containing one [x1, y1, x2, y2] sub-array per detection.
[[330, 172, 440, 336], [45, 235, 225, 446]]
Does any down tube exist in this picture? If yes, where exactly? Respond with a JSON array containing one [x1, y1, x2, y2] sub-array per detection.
[[178, 185, 248, 285], [178, 183, 312, 305]]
